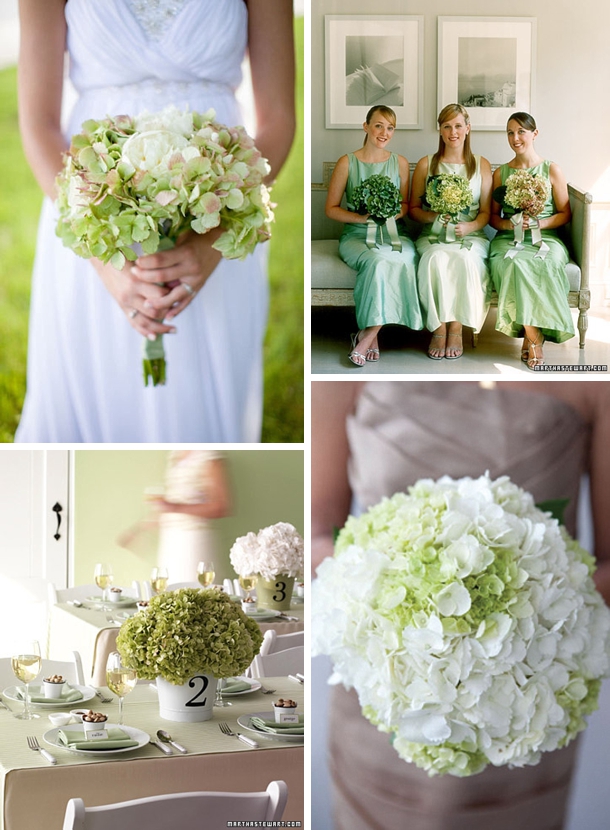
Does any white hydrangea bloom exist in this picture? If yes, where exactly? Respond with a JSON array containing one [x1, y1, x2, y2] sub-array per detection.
[[230, 522, 304, 581], [312, 474, 610, 777]]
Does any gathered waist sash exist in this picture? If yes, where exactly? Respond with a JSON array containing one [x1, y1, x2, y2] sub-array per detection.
[[75, 76, 234, 101]]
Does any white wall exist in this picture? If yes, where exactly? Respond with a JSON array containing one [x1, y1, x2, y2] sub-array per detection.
[[312, 0, 610, 306]]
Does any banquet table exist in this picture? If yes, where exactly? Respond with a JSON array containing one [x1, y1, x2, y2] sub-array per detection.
[[0, 676, 304, 829], [47, 598, 306, 685]]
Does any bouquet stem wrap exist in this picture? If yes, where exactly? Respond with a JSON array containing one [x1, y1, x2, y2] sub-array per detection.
[[142, 335, 166, 386], [365, 217, 402, 252], [430, 213, 473, 250]]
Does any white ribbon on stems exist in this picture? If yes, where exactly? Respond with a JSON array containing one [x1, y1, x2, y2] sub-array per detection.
[[430, 214, 472, 250]]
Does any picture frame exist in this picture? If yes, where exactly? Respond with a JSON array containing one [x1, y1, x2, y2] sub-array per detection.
[[438, 17, 537, 131], [325, 15, 424, 129]]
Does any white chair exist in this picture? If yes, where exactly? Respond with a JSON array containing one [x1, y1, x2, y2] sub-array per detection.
[[251, 646, 304, 678], [62, 782, 288, 830], [260, 629, 304, 655], [48, 582, 141, 605], [0, 651, 85, 688]]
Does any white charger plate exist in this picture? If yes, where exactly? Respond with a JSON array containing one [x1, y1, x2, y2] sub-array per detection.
[[3, 684, 97, 709], [43, 723, 149, 756], [237, 711, 304, 743], [220, 677, 262, 697]]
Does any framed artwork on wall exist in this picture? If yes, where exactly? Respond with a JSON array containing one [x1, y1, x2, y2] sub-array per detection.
[[438, 17, 537, 131], [325, 15, 423, 129]]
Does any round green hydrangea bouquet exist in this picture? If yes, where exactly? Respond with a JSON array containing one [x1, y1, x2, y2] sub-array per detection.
[[424, 173, 474, 245], [116, 587, 263, 684], [312, 474, 610, 777], [350, 174, 403, 252], [55, 105, 273, 385]]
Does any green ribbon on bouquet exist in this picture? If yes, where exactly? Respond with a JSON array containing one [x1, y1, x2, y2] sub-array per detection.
[[430, 213, 473, 250], [505, 213, 549, 260], [364, 217, 402, 252]]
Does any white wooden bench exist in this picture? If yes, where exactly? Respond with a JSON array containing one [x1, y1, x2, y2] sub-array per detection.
[[311, 161, 592, 348]]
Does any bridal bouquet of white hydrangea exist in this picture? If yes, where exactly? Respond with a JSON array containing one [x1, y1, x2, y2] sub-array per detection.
[[312, 474, 610, 777], [55, 105, 273, 385]]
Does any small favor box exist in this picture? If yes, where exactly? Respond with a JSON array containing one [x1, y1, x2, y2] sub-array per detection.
[[109, 588, 123, 603], [273, 699, 298, 723], [241, 600, 257, 615]]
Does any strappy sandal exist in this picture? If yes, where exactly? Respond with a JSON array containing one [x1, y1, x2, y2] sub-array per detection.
[[365, 347, 380, 362], [348, 332, 366, 367], [427, 333, 446, 360], [521, 336, 531, 363], [445, 332, 463, 360], [526, 334, 545, 370]]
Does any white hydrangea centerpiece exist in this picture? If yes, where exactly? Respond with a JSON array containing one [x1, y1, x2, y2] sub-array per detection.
[[312, 474, 610, 777], [230, 522, 304, 581]]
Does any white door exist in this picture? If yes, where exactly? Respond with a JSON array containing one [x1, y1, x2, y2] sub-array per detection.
[[0, 450, 70, 654]]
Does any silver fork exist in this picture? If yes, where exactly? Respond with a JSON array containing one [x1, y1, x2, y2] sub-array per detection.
[[94, 689, 113, 703], [218, 722, 259, 748], [259, 685, 276, 695], [27, 735, 57, 765]]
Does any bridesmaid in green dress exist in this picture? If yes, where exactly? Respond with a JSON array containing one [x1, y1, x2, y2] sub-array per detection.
[[410, 104, 492, 360], [325, 105, 422, 366], [490, 112, 575, 369]]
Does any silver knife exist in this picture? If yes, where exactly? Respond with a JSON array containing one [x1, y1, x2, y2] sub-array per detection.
[[149, 739, 172, 755], [236, 732, 259, 748], [277, 614, 299, 621]]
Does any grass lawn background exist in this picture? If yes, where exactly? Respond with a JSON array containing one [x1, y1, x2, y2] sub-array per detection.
[[0, 16, 303, 443]]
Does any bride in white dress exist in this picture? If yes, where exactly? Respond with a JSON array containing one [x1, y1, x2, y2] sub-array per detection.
[[15, 0, 295, 442]]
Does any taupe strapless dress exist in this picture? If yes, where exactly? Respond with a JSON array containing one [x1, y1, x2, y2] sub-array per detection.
[[329, 382, 590, 830]]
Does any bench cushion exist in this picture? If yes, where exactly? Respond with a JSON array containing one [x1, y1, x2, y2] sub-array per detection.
[[311, 240, 356, 288]]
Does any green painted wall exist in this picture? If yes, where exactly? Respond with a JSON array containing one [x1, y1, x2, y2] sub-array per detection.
[[73, 450, 304, 588]]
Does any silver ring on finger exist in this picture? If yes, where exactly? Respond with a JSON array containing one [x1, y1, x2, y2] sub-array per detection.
[[181, 282, 196, 297], [128, 309, 139, 319]]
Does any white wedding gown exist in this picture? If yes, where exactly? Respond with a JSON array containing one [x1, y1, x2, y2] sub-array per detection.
[[15, 0, 268, 443]]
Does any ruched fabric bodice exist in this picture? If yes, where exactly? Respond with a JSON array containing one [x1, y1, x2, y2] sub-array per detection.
[[65, 0, 247, 135], [347, 383, 589, 543]]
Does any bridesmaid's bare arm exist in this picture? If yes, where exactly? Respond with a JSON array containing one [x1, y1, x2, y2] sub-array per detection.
[[246, 0, 296, 183], [18, 0, 67, 199], [312, 383, 363, 572]]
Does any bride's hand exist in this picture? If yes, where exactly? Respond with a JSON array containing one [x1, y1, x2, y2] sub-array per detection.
[[92, 259, 177, 338], [130, 228, 224, 321]]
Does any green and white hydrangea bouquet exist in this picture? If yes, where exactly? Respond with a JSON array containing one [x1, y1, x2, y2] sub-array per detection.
[[493, 169, 551, 258], [350, 174, 403, 252], [312, 474, 610, 777], [55, 105, 273, 385], [116, 587, 263, 684], [425, 172, 474, 245]]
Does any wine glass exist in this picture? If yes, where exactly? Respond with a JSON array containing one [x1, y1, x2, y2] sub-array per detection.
[[94, 562, 113, 602], [197, 561, 215, 588], [238, 573, 258, 601], [105, 651, 137, 726], [214, 678, 232, 708], [150, 566, 169, 594], [11, 640, 41, 720]]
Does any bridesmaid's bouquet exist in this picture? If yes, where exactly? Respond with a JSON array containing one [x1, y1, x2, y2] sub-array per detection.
[[424, 173, 473, 221], [494, 169, 550, 218], [312, 474, 610, 777], [351, 174, 402, 225], [351, 174, 403, 252], [55, 106, 273, 385], [493, 170, 550, 257]]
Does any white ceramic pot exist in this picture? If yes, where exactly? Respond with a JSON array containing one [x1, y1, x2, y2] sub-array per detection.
[[108, 589, 123, 603], [43, 680, 66, 699], [156, 674, 217, 722]]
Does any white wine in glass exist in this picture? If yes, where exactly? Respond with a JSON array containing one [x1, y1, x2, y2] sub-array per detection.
[[197, 561, 215, 588], [150, 567, 169, 594], [94, 562, 114, 601], [106, 651, 137, 725], [11, 641, 42, 720], [238, 573, 258, 600]]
